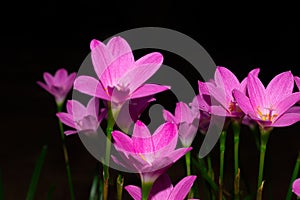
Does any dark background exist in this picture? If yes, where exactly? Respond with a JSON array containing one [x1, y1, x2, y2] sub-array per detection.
[[0, 1, 300, 199]]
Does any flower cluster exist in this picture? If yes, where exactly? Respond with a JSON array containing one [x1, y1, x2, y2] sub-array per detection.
[[38, 36, 300, 200]]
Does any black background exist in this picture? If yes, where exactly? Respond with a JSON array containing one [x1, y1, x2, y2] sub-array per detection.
[[0, 1, 300, 199]]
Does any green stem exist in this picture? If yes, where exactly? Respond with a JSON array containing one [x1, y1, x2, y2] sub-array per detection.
[[219, 130, 227, 200], [57, 103, 75, 200], [185, 151, 191, 176], [142, 182, 153, 200], [256, 127, 271, 200], [117, 174, 124, 200], [186, 151, 194, 199], [207, 155, 216, 200], [232, 120, 241, 200], [286, 151, 300, 200], [103, 102, 115, 200]]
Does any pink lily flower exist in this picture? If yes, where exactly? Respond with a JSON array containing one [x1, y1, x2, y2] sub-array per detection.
[[125, 174, 198, 200], [37, 68, 76, 104], [233, 71, 300, 127], [163, 102, 200, 147], [56, 98, 106, 135], [293, 178, 300, 197], [112, 120, 192, 183], [74, 37, 170, 105], [197, 67, 260, 117]]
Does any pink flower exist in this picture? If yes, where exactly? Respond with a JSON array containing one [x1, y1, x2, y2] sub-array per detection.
[[112, 120, 192, 183], [198, 67, 260, 117], [125, 174, 198, 200], [37, 68, 76, 104], [293, 178, 300, 197], [233, 71, 300, 127], [163, 102, 200, 147], [56, 98, 106, 135], [74, 37, 170, 105]]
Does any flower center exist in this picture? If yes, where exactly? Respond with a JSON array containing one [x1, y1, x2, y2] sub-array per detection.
[[257, 107, 278, 121], [229, 101, 242, 113]]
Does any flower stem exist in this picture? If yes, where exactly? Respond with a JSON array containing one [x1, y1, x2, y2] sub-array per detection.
[[185, 151, 191, 176], [232, 120, 241, 200], [57, 103, 75, 200], [285, 151, 300, 200], [186, 151, 194, 198], [219, 130, 227, 200], [207, 155, 216, 200], [256, 127, 271, 200], [117, 174, 124, 200], [103, 102, 115, 200], [142, 182, 153, 200]]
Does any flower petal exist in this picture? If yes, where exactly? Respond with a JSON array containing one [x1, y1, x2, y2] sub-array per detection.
[[163, 110, 177, 124], [130, 84, 170, 99], [232, 89, 255, 116], [164, 147, 192, 166], [64, 130, 78, 135], [132, 120, 151, 138], [37, 81, 53, 96], [206, 81, 228, 106], [214, 67, 240, 96], [150, 174, 173, 200], [107, 36, 134, 64], [175, 102, 193, 123], [168, 175, 197, 200], [124, 185, 141, 200], [119, 52, 163, 93], [90, 39, 112, 80], [178, 122, 198, 147], [66, 100, 73, 114], [152, 122, 178, 152], [271, 113, 300, 127], [112, 130, 134, 153], [54, 68, 68, 84], [295, 76, 300, 91], [266, 71, 294, 105], [132, 121, 154, 153], [43, 72, 54, 86], [292, 178, 300, 197], [274, 92, 300, 117], [86, 97, 99, 117], [74, 75, 110, 100], [247, 74, 268, 110], [286, 106, 300, 113], [56, 112, 76, 128], [239, 68, 260, 93], [198, 81, 210, 95], [100, 53, 135, 87]]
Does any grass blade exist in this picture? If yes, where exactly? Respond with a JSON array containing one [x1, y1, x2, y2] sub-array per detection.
[[26, 145, 48, 200], [89, 175, 99, 200]]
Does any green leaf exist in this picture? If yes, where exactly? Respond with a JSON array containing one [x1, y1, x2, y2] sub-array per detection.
[[193, 157, 218, 192], [89, 175, 99, 200], [0, 169, 3, 200], [26, 145, 48, 200]]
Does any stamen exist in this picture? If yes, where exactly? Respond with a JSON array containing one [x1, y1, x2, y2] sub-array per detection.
[[138, 153, 152, 166], [257, 107, 278, 122]]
